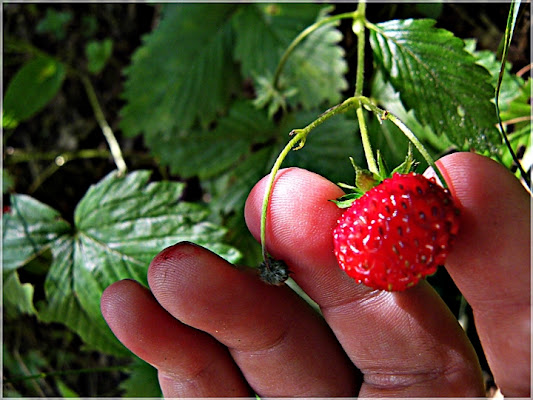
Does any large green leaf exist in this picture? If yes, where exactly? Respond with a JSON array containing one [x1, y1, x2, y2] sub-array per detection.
[[3, 170, 241, 356], [119, 4, 240, 138], [148, 101, 275, 179], [234, 4, 347, 112], [2, 56, 66, 129], [285, 20, 348, 110], [369, 19, 501, 153], [232, 3, 326, 77]]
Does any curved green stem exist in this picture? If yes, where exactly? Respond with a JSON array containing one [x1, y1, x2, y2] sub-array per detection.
[[260, 97, 358, 265], [273, 11, 358, 90], [80, 75, 127, 176], [494, 0, 531, 190], [260, 133, 304, 263], [260, 92, 449, 266]]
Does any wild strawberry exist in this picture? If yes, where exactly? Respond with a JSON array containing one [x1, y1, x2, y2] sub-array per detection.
[[333, 172, 460, 291]]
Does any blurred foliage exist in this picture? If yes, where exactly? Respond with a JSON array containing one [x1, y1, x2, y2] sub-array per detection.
[[2, 2, 530, 397]]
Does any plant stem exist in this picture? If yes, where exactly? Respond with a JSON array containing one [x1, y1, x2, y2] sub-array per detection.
[[260, 97, 358, 265], [5, 148, 111, 164], [356, 104, 378, 175], [352, 0, 378, 176], [273, 11, 358, 90], [494, 0, 531, 190], [360, 97, 448, 187], [353, 1, 366, 98], [80, 75, 127, 176], [260, 133, 304, 263]]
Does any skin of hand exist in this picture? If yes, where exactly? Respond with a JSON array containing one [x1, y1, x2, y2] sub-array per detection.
[[100, 151, 531, 397]]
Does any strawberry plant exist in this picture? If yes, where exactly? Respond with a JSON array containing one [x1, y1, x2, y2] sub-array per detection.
[[3, 2, 530, 397]]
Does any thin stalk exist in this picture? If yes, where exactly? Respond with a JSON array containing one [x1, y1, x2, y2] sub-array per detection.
[[353, 1, 366, 97], [273, 11, 358, 90], [494, 0, 531, 190], [80, 75, 127, 176], [5, 148, 110, 164], [356, 104, 378, 175], [352, 0, 378, 175], [260, 133, 304, 263], [360, 97, 448, 187], [260, 97, 359, 265]]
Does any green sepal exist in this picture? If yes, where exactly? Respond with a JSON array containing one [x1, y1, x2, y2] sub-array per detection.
[[375, 150, 390, 180], [331, 191, 363, 208], [391, 144, 418, 175], [333, 144, 419, 209], [353, 157, 379, 192]]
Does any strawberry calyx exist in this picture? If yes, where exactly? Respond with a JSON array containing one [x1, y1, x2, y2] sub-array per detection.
[[333, 146, 418, 209]]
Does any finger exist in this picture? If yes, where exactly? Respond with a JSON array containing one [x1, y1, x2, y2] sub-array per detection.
[[100, 279, 252, 397], [147, 242, 359, 397], [245, 167, 484, 396], [430, 152, 531, 397]]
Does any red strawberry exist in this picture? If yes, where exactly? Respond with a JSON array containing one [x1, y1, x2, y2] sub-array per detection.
[[333, 172, 460, 291]]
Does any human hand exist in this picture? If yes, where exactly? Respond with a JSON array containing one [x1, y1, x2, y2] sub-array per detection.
[[101, 151, 530, 397]]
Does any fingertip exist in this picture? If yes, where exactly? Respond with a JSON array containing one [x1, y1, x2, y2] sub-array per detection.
[[100, 279, 146, 326], [244, 167, 345, 267], [147, 241, 203, 293]]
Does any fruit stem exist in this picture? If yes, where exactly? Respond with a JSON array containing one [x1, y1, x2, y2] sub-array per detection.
[[356, 103, 379, 176], [360, 98, 448, 188], [260, 97, 359, 266], [353, 0, 379, 176], [273, 10, 359, 90], [260, 132, 304, 264], [352, 1, 379, 175], [353, 1, 366, 98]]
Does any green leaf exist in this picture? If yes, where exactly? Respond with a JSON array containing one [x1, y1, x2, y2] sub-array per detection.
[[148, 101, 275, 179], [36, 9, 73, 40], [3, 271, 37, 317], [119, 4, 240, 138], [120, 358, 162, 397], [233, 4, 347, 114], [369, 19, 501, 154], [464, 39, 524, 113], [3, 170, 240, 356], [54, 378, 80, 398], [2, 56, 66, 129], [3, 169, 15, 194], [370, 69, 453, 166], [2, 194, 70, 273], [232, 4, 325, 78], [285, 18, 348, 110], [207, 146, 275, 217], [500, 78, 531, 123], [85, 38, 113, 74]]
